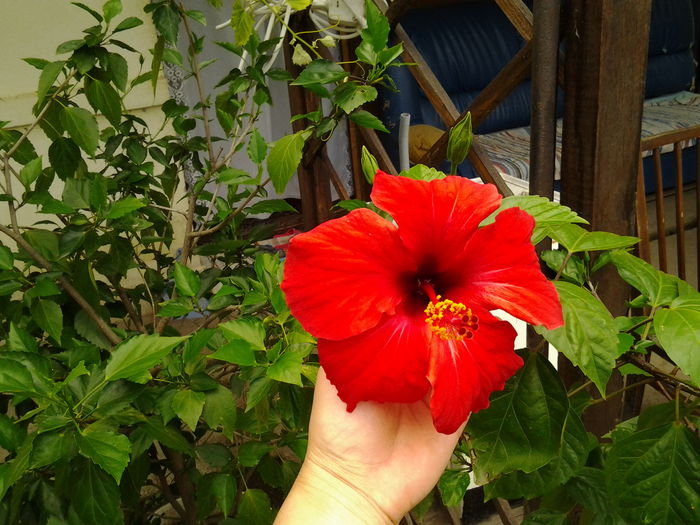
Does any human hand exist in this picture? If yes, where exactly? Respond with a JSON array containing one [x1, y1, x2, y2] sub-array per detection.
[[275, 368, 465, 524]]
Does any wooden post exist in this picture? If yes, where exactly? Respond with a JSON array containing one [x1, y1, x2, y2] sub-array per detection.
[[559, 0, 652, 434]]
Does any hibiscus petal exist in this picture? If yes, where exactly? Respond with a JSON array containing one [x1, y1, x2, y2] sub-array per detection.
[[449, 207, 563, 330], [370, 171, 502, 273], [282, 208, 416, 340], [427, 309, 521, 434], [319, 309, 431, 411]]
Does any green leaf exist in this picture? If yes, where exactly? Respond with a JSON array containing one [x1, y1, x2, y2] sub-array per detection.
[[157, 298, 192, 317], [247, 199, 297, 215], [78, 429, 131, 483], [220, 317, 266, 350], [535, 281, 619, 395], [37, 61, 65, 103], [247, 128, 267, 164], [332, 82, 377, 114], [202, 385, 237, 439], [23, 229, 59, 261], [467, 352, 569, 481], [0, 358, 37, 395], [0, 415, 25, 453], [8, 322, 38, 352], [231, 0, 254, 46], [292, 60, 348, 89], [484, 408, 590, 500], [107, 52, 128, 92], [48, 137, 81, 178], [105, 334, 187, 382], [521, 509, 568, 525], [62, 178, 91, 209], [482, 195, 588, 244], [360, 145, 378, 183], [70, 459, 123, 525], [654, 308, 700, 385], [267, 351, 303, 386], [185, 9, 207, 25], [610, 250, 680, 307], [210, 341, 257, 366], [546, 223, 638, 253], [246, 377, 273, 411], [105, 196, 145, 218], [174, 262, 201, 297], [85, 79, 122, 127], [212, 473, 237, 518], [153, 4, 180, 44], [162, 48, 183, 66], [447, 112, 472, 170], [400, 164, 446, 181], [31, 299, 63, 342], [349, 109, 389, 132], [72, 2, 103, 21], [438, 469, 471, 508], [113, 16, 143, 32], [171, 389, 206, 431], [0, 245, 13, 270], [18, 156, 42, 188], [286, 0, 312, 9], [236, 489, 274, 525], [361, 0, 389, 52], [0, 434, 36, 501], [541, 250, 586, 285], [267, 131, 306, 193], [606, 423, 700, 525], [141, 419, 193, 455], [102, 0, 122, 23], [61, 107, 99, 155]]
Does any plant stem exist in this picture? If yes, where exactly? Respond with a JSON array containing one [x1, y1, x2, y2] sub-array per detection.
[[554, 250, 573, 281], [0, 223, 121, 346], [567, 380, 594, 398], [587, 378, 655, 406]]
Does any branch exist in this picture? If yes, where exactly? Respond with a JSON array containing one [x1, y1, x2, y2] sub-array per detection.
[[626, 355, 700, 397], [163, 447, 198, 525], [0, 223, 122, 346], [113, 281, 147, 334]]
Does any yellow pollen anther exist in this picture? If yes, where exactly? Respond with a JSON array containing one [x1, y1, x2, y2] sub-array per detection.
[[424, 297, 479, 341]]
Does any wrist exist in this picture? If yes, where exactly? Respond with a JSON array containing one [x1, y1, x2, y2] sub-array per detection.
[[275, 454, 395, 525]]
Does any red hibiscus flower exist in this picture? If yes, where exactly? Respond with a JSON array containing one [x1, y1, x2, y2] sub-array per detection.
[[281, 171, 563, 434]]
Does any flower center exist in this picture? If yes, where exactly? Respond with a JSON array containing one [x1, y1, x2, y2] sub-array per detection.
[[420, 282, 478, 341]]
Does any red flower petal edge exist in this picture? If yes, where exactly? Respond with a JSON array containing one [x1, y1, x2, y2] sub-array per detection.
[[281, 172, 563, 434]]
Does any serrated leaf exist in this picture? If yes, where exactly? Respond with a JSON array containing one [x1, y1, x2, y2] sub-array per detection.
[[31, 299, 63, 342], [247, 199, 297, 215], [360, 0, 389, 52], [113, 16, 143, 32], [267, 351, 303, 386], [157, 298, 192, 317], [267, 131, 306, 193], [85, 79, 122, 127], [606, 423, 700, 525], [231, 0, 254, 46], [202, 385, 237, 439], [610, 250, 680, 307], [105, 196, 144, 218], [482, 195, 588, 244], [17, 156, 42, 188], [349, 109, 388, 132], [78, 429, 131, 483], [105, 334, 187, 382], [246, 377, 273, 411], [0, 245, 13, 270], [171, 389, 206, 431], [286, 0, 312, 9], [521, 509, 568, 525], [400, 164, 446, 181], [247, 128, 267, 164], [210, 340, 257, 366], [654, 308, 700, 385], [0, 358, 37, 395], [174, 262, 201, 297], [153, 4, 180, 45], [236, 489, 273, 525], [467, 352, 568, 481], [212, 473, 237, 517], [332, 82, 377, 114], [219, 317, 266, 350], [291, 60, 348, 88], [484, 407, 589, 500], [70, 459, 122, 525], [37, 61, 65, 103], [49, 137, 81, 178], [438, 469, 471, 507], [61, 107, 99, 155], [8, 322, 38, 352], [545, 223, 638, 253], [535, 281, 618, 395]]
